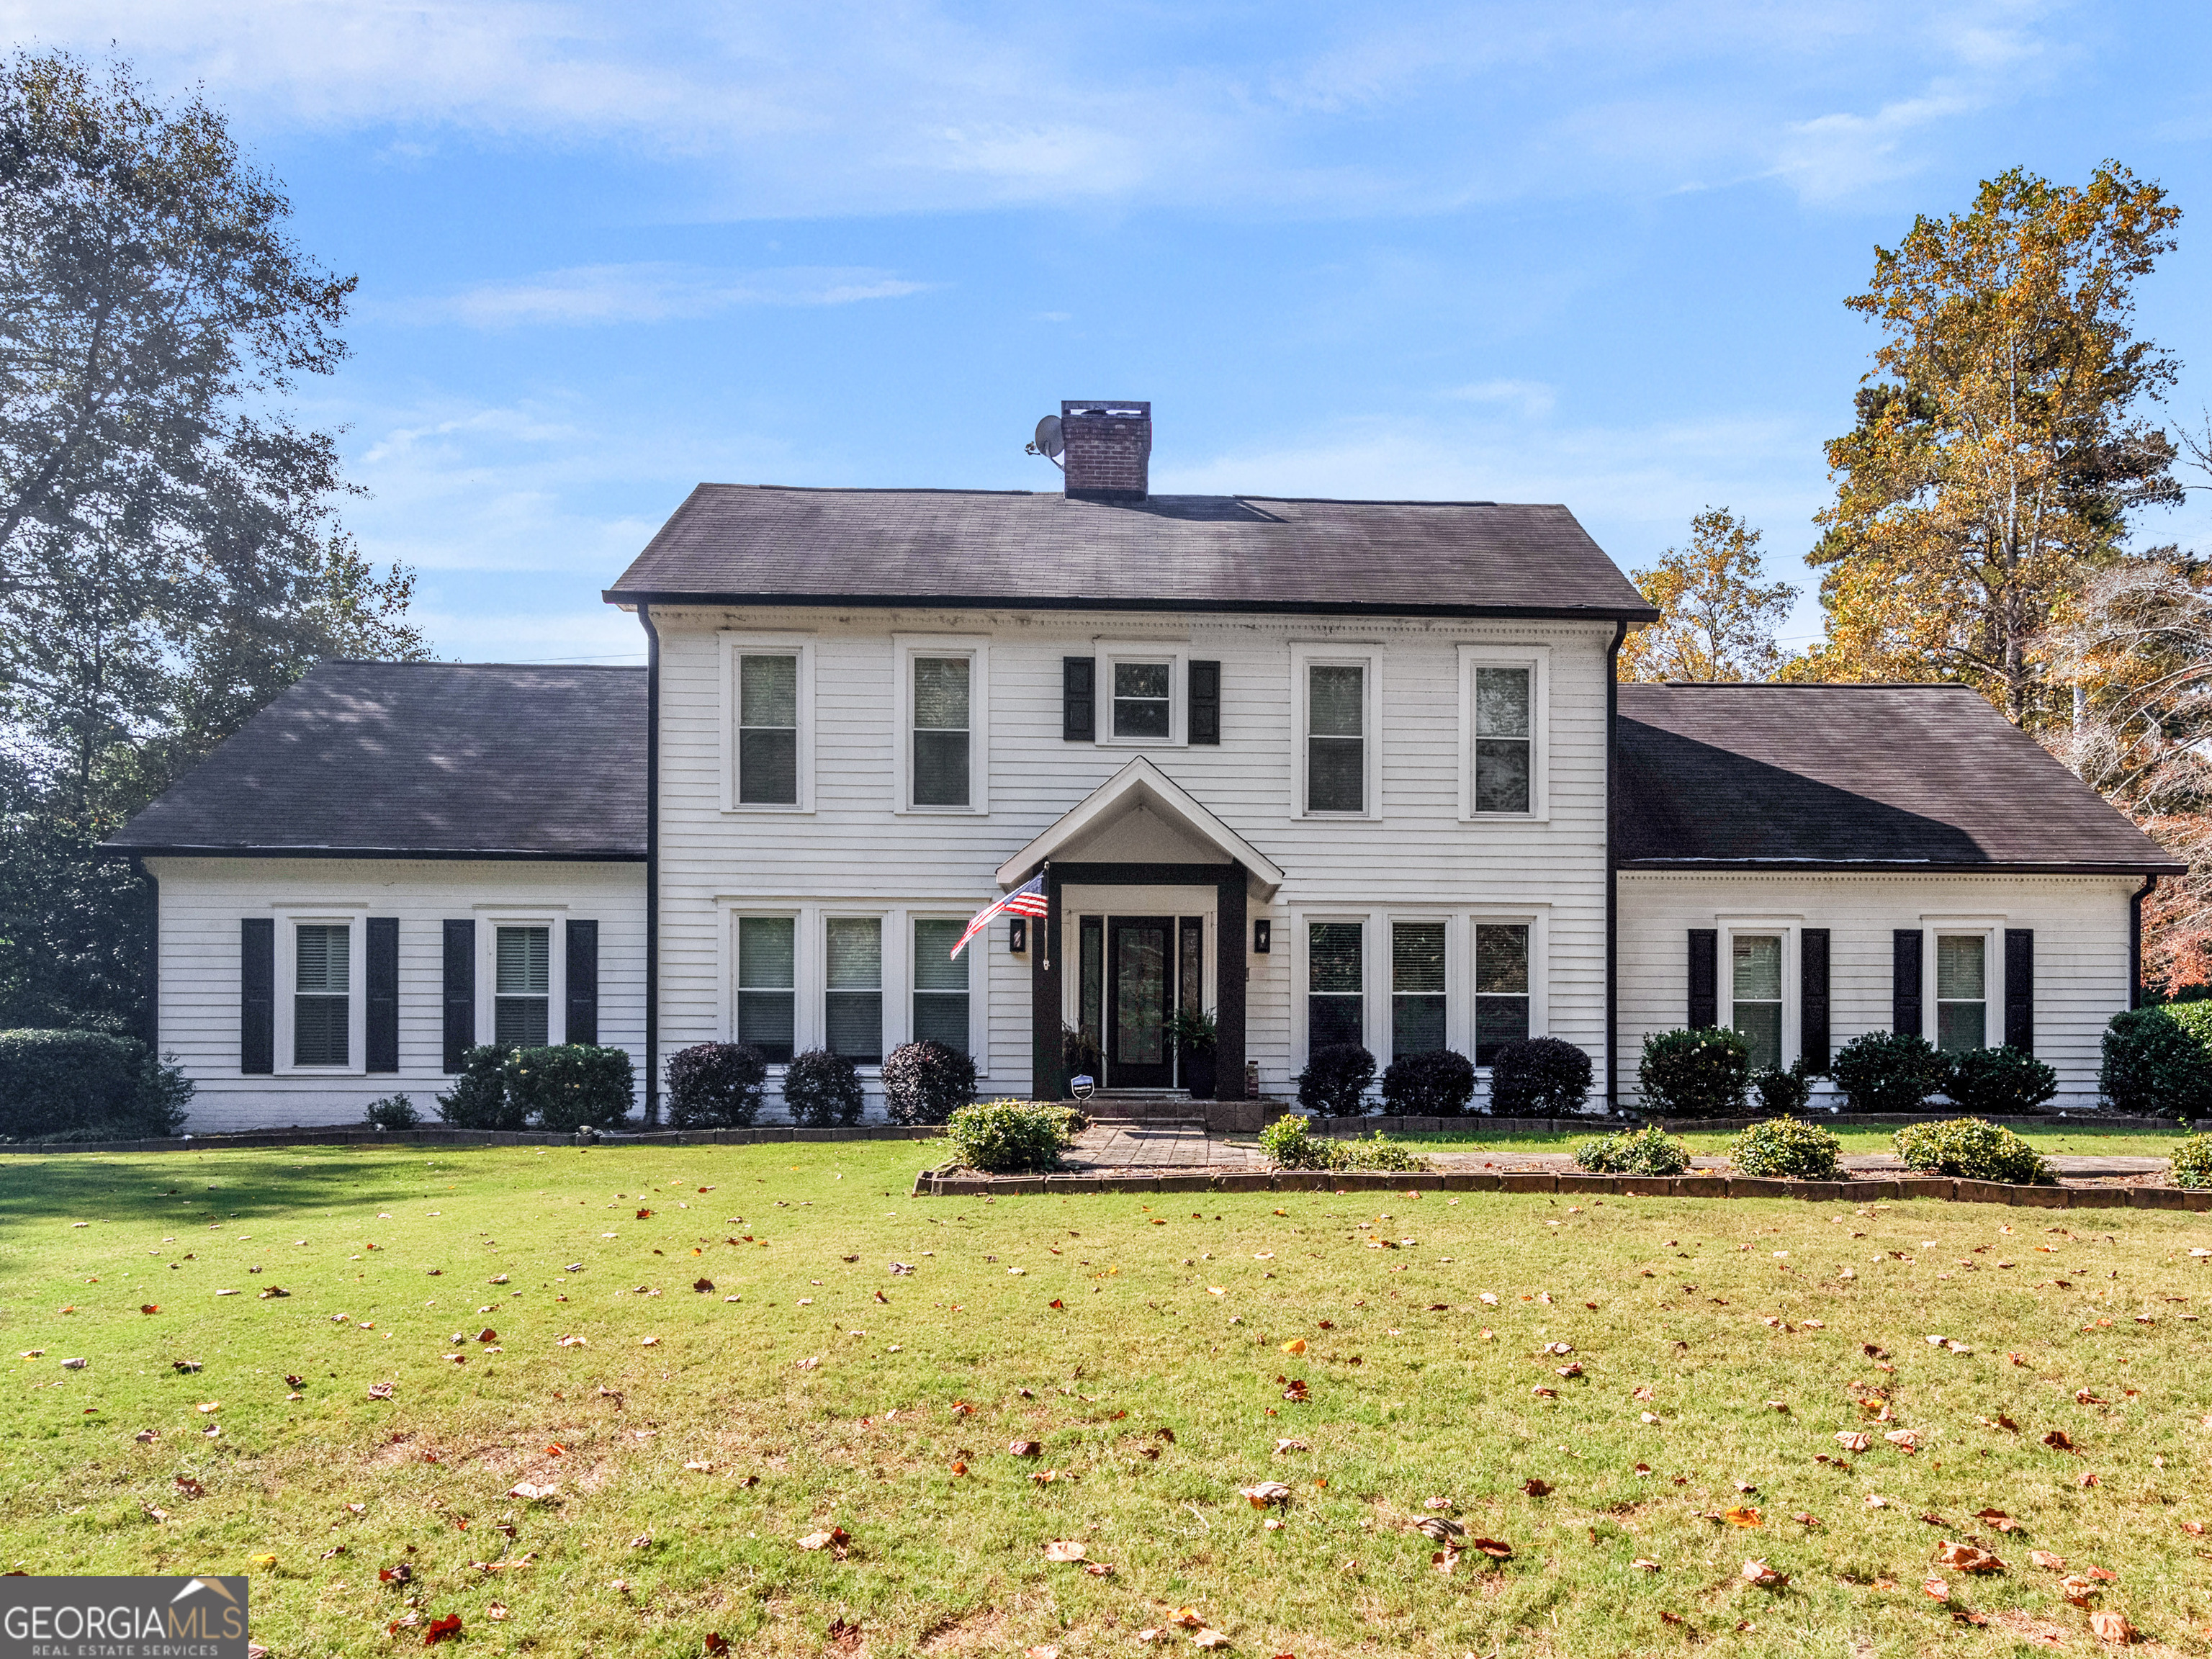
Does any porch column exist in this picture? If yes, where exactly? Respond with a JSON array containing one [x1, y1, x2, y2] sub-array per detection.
[[1214, 866, 1247, 1100], [1030, 864, 1066, 1100]]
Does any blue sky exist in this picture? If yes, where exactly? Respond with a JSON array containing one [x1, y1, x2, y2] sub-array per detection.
[[21, 1, 2212, 662]]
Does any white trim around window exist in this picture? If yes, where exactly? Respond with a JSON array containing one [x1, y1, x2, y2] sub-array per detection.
[[712, 899, 990, 1078], [475, 912, 568, 1050], [891, 634, 990, 815], [1920, 914, 2006, 1053], [273, 904, 369, 1076], [1715, 915, 1800, 1073], [1289, 642, 1384, 821], [1457, 643, 1550, 821], [1286, 906, 1550, 1074], [719, 630, 814, 814], [1092, 639, 1190, 747]]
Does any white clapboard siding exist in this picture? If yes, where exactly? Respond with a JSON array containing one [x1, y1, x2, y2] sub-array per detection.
[[1618, 871, 2139, 1110], [652, 606, 1619, 1100], [145, 857, 646, 1130]]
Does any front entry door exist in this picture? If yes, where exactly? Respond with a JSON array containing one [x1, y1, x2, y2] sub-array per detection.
[[1106, 916, 1174, 1088]]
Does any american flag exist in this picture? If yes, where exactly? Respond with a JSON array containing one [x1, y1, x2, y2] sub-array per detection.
[[948, 874, 1049, 958]]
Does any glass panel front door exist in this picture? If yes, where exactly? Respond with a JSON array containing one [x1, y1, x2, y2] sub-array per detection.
[[1107, 916, 1174, 1088]]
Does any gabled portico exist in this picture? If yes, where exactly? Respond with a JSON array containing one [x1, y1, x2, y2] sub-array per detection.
[[997, 757, 1283, 1102]]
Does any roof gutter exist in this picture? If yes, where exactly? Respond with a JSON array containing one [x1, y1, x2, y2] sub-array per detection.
[[2131, 874, 2157, 1009], [601, 589, 1660, 626], [641, 603, 662, 1126]]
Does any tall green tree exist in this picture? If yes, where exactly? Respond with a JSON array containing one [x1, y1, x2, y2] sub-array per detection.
[[0, 51, 425, 1033], [1619, 508, 1796, 682], [1792, 163, 2182, 724]]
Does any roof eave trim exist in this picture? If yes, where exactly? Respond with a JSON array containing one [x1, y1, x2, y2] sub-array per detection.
[[601, 588, 1660, 624], [107, 845, 648, 863], [1616, 858, 2188, 876]]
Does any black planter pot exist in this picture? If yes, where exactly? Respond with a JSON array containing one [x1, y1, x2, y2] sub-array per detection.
[[1182, 1047, 1218, 1100]]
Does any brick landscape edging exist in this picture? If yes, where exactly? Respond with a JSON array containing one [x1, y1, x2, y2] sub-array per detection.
[[910, 1164, 2211, 1210]]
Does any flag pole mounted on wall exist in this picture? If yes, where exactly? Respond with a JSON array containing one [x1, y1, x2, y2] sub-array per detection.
[[949, 871, 1050, 958]]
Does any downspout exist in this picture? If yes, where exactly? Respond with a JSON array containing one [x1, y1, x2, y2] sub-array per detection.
[[2131, 875, 2156, 1010], [1605, 620, 1628, 1112], [641, 605, 662, 1125]]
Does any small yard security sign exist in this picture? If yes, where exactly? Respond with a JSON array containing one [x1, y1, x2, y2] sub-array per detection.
[[1, 1575, 248, 1659]]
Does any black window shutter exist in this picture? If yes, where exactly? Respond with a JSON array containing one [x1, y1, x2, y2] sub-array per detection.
[[566, 920, 600, 1046], [2005, 928, 2034, 1053], [1892, 930, 1924, 1037], [442, 920, 476, 1073], [1062, 656, 1094, 741], [367, 917, 400, 1073], [1687, 929, 1718, 1028], [240, 917, 274, 1075], [1189, 660, 1221, 745], [1799, 928, 1831, 1071]]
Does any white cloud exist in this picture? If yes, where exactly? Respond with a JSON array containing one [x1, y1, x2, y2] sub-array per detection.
[[374, 263, 929, 328], [1441, 379, 1557, 420]]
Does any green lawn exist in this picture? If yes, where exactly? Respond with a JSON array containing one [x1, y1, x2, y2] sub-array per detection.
[[1398, 1122, 2193, 1159], [4, 1141, 2209, 1658]]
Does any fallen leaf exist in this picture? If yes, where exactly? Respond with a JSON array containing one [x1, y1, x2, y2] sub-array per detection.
[[2030, 1550, 2065, 1571], [1835, 1431, 1870, 1453], [1273, 1438, 1308, 1455], [1740, 1560, 1789, 1588], [2088, 1610, 2135, 1645], [1923, 1578, 1950, 1602], [1974, 1509, 2018, 1533], [796, 1527, 851, 1554], [507, 1482, 557, 1502], [1469, 1537, 1514, 1560], [1936, 1541, 2005, 1574], [1009, 1439, 1042, 1457], [423, 1614, 462, 1645], [2041, 1429, 2075, 1452], [1194, 1634, 1231, 1652], [1043, 1540, 1087, 1561], [1632, 1558, 1661, 1572], [1722, 1506, 1762, 1528], [1522, 1478, 1552, 1497], [174, 1477, 204, 1498], [702, 1636, 728, 1656], [1282, 1339, 1306, 1355], [1239, 1481, 1293, 1509], [379, 1565, 413, 1585]]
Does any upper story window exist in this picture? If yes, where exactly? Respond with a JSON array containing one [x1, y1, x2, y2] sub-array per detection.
[[1459, 645, 1549, 819], [824, 916, 884, 1065], [912, 657, 970, 806], [1113, 661, 1173, 738], [1305, 664, 1366, 813], [736, 915, 796, 1062], [494, 924, 551, 1047], [1936, 934, 1987, 1052], [895, 637, 988, 812], [1473, 922, 1530, 1064], [1308, 921, 1364, 1048], [294, 922, 351, 1066], [1731, 934, 1783, 1071], [737, 653, 799, 805], [1390, 922, 1446, 1056], [912, 918, 971, 1055]]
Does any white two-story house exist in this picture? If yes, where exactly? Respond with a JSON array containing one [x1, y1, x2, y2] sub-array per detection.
[[112, 400, 2180, 1129]]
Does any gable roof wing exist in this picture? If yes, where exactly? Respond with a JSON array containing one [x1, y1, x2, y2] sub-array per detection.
[[105, 662, 647, 860], [605, 485, 1659, 621], [1615, 683, 2182, 873]]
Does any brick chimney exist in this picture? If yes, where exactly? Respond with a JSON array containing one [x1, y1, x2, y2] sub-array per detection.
[[1060, 400, 1151, 500]]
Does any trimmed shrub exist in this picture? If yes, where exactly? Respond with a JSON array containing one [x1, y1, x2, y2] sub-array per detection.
[[663, 1042, 770, 1128], [1259, 1117, 1425, 1172], [1575, 1124, 1691, 1176], [946, 1097, 1082, 1172], [1298, 1043, 1377, 1117], [364, 1094, 421, 1130], [2171, 1133, 2212, 1189], [0, 1029, 192, 1141], [436, 1045, 524, 1129], [782, 1048, 865, 1127], [1946, 1045, 2058, 1115], [1730, 1115, 1842, 1179], [2100, 1006, 2212, 1120], [1830, 1031, 1950, 1114], [1892, 1116, 2051, 1184], [1489, 1037, 1593, 1116], [1637, 1028, 1750, 1118], [505, 1045, 635, 1132], [1750, 1058, 1818, 1118], [881, 1039, 977, 1126], [1380, 1048, 1476, 1117]]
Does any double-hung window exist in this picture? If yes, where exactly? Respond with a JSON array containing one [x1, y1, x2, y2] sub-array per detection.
[[912, 918, 971, 1055], [294, 922, 351, 1066], [912, 655, 972, 808], [1473, 923, 1530, 1064], [1305, 665, 1366, 813], [1308, 922, 1364, 1049], [494, 925, 552, 1046], [1112, 661, 1173, 738], [1474, 667, 1533, 813], [1391, 922, 1447, 1056], [736, 916, 796, 1062], [1731, 935, 1784, 1072], [824, 917, 884, 1065], [737, 652, 799, 806], [1936, 935, 1987, 1052]]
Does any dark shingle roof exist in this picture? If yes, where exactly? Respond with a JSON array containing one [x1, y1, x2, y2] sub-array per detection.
[[603, 486, 1659, 620], [1616, 683, 2181, 873], [107, 662, 646, 860]]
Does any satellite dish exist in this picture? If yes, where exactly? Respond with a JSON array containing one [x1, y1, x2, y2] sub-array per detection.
[[1030, 414, 1064, 461]]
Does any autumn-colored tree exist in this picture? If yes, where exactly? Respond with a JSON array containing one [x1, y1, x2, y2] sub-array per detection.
[[1619, 508, 1796, 681], [1791, 163, 2182, 724]]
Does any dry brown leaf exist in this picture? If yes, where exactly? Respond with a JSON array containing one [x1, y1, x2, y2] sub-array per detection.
[[1469, 1537, 1514, 1560], [1923, 1578, 1950, 1602], [796, 1527, 850, 1552], [1042, 1540, 1086, 1562], [1632, 1558, 1661, 1572], [2029, 1550, 2065, 1571], [2041, 1429, 2075, 1452], [1740, 1560, 1789, 1588], [1935, 1541, 2005, 1574], [2088, 1610, 2135, 1645], [1009, 1439, 1042, 1457], [2059, 1576, 2100, 1608], [1521, 1478, 1552, 1498], [1974, 1509, 2018, 1533], [1835, 1431, 1871, 1453], [1193, 1633, 1231, 1651], [1238, 1481, 1292, 1509], [1272, 1438, 1308, 1455]]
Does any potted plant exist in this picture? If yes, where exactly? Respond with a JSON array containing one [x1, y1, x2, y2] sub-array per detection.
[[1172, 1008, 1219, 1099]]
